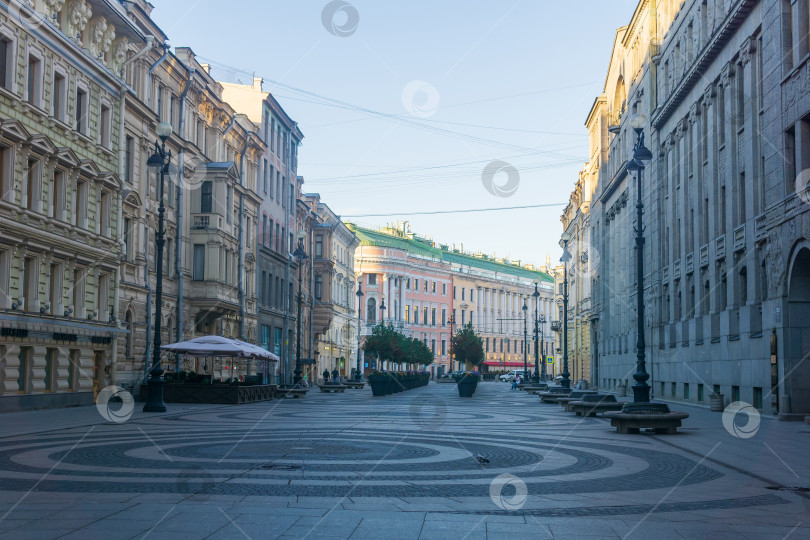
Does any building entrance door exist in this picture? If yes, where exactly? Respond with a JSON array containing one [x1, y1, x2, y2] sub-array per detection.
[[93, 351, 105, 398], [785, 247, 810, 415]]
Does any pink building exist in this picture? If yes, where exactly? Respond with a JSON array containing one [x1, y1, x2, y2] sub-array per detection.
[[350, 225, 453, 376]]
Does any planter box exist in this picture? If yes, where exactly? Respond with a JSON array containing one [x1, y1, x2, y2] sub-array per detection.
[[454, 374, 480, 398]]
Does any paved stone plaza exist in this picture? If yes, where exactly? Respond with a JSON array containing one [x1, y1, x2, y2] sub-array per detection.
[[0, 382, 807, 539]]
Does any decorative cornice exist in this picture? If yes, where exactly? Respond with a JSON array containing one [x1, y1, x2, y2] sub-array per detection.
[[652, 0, 757, 130]]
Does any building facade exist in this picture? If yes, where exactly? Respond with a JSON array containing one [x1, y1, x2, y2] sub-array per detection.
[[349, 223, 554, 377], [304, 194, 359, 381], [586, 0, 810, 418], [0, 0, 148, 410], [219, 77, 304, 384]]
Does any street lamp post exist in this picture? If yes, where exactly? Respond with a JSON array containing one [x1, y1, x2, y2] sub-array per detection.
[[379, 300, 386, 369], [293, 231, 307, 386], [627, 114, 653, 402], [522, 300, 528, 384], [355, 281, 364, 380], [532, 283, 540, 384], [143, 121, 173, 413], [539, 313, 546, 381], [560, 232, 572, 389]]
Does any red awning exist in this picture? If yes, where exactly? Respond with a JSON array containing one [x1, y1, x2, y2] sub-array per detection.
[[483, 361, 530, 367]]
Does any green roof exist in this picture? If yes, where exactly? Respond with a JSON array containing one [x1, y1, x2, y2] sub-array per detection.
[[347, 224, 553, 283]]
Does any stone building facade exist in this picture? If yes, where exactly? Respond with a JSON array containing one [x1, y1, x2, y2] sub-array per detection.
[[585, 0, 810, 418], [304, 194, 359, 381], [0, 0, 148, 410], [219, 77, 304, 384], [114, 7, 265, 389]]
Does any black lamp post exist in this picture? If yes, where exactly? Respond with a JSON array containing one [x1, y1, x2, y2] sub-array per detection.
[[143, 121, 173, 413], [355, 281, 364, 380], [626, 114, 653, 402], [560, 232, 572, 389], [532, 283, 541, 384], [293, 231, 307, 386], [379, 300, 386, 369], [521, 300, 528, 384], [448, 314, 455, 373]]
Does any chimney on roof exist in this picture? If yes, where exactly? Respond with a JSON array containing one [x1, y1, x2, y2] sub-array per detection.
[[253, 76, 263, 90]]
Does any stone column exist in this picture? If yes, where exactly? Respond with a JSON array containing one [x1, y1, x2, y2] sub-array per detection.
[[400, 275, 407, 323]]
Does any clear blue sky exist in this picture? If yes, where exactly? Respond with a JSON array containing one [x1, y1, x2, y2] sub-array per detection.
[[151, 1, 631, 268]]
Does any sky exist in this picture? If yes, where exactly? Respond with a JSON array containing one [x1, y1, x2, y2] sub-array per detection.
[[150, 0, 633, 269]]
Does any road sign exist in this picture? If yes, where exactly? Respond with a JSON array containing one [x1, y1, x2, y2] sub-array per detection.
[[546, 356, 554, 364]]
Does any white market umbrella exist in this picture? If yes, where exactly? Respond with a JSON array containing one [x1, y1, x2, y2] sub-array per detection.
[[162, 335, 278, 362]]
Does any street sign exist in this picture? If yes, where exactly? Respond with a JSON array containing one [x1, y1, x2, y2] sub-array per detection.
[[546, 356, 554, 364]]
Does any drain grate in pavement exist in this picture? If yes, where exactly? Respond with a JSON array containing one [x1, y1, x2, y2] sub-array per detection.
[[767, 486, 810, 493], [260, 464, 302, 470]]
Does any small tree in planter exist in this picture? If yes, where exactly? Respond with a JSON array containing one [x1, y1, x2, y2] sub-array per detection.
[[450, 323, 484, 397], [450, 322, 484, 373]]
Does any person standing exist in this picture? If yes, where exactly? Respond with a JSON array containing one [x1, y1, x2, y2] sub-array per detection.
[[323, 369, 330, 384]]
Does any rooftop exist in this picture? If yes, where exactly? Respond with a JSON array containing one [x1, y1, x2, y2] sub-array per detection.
[[346, 223, 553, 283]]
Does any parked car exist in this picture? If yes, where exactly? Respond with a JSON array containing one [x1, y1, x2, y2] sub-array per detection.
[[499, 370, 527, 382]]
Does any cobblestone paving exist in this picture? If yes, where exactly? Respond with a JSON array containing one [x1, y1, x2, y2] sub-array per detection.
[[0, 382, 807, 539]]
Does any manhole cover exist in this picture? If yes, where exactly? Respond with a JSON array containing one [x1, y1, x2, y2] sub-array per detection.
[[260, 464, 302, 470], [767, 486, 810, 493]]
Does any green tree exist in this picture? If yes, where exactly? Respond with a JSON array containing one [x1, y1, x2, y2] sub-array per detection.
[[450, 322, 484, 371]]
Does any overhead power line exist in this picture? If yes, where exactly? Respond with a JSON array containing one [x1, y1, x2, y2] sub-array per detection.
[[342, 203, 566, 218]]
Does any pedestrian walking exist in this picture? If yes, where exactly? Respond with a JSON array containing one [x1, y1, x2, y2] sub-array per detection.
[[332, 368, 340, 384], [323, 369, 330, 384], [511, 374, 519, 390]]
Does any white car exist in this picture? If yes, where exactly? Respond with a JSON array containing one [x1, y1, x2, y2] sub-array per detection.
[[499, 370, 527, 382]]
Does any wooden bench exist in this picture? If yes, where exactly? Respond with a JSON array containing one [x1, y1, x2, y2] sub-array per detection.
[[557, 390, 599, 411], [343, 381, 365, 389], [603, 402, 690, 434], [538, 387, 572, 403], [277, 388, 308, 399], [568, 394, 625, 417], [319, 384, 347, 393]]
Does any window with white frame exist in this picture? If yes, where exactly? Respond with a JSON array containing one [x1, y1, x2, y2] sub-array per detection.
[[26, 53, 42, 107], [0, 145, 11, 202], [52, 71, 67, 121], [0, 33, 14, 91], [99, 103, 112, 148], [0, 248, 9, 309], [51, 169, 65, 220], [25, 158, 41, 211], [75, 86, 88, 135]]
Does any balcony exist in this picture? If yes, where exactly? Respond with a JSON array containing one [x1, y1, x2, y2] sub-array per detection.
[[192, 214, 220, 230], [607, 112, 622, 134], [733, 224, 745, 253], [699, 244, 709, 268], [715, 235, 726, 261]]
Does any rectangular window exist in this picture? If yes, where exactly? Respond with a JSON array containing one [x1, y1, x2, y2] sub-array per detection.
[[442, 283, 446, 295], [453, 286, 456, 299], [201, 181, 212, 213], [0, 248, 9, 309], [193, 244, 205, 281], [431, 339, 436, 354], [125, 136, 134, 183], [263, 159, 268, 193], [315, 274, 322, 300], [414, 278, 418, 290], [123, 217, 132, 260], [18, 347, 30, 393], [684, 383, 690, 400], [75, 87, 88, 134], [461, 310, 466, 325], [156, 84, 163, 120], [0, 36, 12, 90], [0, 145, 9, 201], [441, 309, 446, 326], [462, 288, 465, 301], [53, 72, 66, 121], [414, 307, 419, 324], [72, 267, 84, 316], [423, 307, 428, 324], [732, 385, 740, 402], [100, 191, 110, 237], [100, 104, 112, 148], [753, 386, 763, 409], [315, 235, 323, 257], [75, 180, 88, 227], [26, 159, 40, 210], [441, 339, 446, 355], [405, 305, 410, 322], [51, 169, 65, 220], [368, 273, 377, 285], [27, 54, 41, 106], [431, 308, 436, 326]]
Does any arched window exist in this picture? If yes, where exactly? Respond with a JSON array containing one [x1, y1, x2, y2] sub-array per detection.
[[366, 297, 377, 324]]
